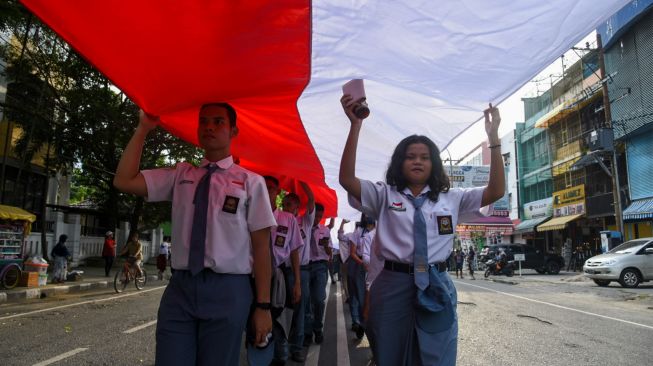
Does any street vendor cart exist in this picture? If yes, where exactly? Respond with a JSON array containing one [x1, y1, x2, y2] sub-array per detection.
[[0, 204, 36, 289]]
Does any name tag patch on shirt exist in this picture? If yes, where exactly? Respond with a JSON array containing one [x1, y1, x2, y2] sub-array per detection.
[[274, 235, 286, 247], [319, 237, 330, 247], [300, 229, 306, 240], [437, 215, 454, 235], [277, 225, 289, 235], [388, 201, 407, 211], [179, 179, 194, 185], [222, 196, 240, 214]]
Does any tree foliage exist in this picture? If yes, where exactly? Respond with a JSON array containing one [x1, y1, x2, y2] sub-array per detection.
[[1, 1, 202, 250]]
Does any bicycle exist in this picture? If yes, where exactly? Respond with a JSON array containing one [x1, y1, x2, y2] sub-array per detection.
[[113, 257, 147, 293]]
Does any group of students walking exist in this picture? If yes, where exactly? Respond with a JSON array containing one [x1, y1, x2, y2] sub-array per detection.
[[112, 94, 504, 366]]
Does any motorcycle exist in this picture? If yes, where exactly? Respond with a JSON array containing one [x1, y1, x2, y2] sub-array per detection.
[[484, 258, 514, 277]]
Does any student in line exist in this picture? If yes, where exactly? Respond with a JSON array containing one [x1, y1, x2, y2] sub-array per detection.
[[339, 93, 504, 365], [114, 104, 276, 366]]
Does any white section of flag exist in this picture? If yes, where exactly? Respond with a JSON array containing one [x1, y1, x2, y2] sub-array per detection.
[[297, 0, 630, 218]]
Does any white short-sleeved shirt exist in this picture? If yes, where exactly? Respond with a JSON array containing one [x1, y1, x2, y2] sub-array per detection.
[[337, 230, 350, 263], [142, 156, 276, 274], [365, 232, 384, 290], [271, 209, 304, 268], [310, 224, 333, 262], [361, 228, 376, 265], [159, 242, 171, 256], [348, 227, 366, 257], [293, 209, 316, 266], [349, 179, 486, 264]]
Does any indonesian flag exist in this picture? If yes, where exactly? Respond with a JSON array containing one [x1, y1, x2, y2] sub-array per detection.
[[20, 0, 629, 218]]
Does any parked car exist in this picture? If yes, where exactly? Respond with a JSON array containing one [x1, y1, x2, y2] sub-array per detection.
[[583, 237, 653, 288], [479, 244, 565, 274]]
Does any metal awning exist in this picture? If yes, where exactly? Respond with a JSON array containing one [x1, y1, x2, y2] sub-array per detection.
[[623, 198, 653, 221], [536, 214, 583, 232], [570, 151, 612, 176], [514, 216, 551, 233]]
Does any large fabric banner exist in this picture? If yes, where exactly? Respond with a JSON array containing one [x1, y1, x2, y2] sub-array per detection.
[[20, 0, 630, 217]]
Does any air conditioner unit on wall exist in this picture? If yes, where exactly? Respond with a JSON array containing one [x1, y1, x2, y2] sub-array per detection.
[[588, 128, 614, 152]]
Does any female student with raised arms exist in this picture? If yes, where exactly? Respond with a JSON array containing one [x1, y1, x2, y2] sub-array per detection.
[[339, 94, 504, 366]]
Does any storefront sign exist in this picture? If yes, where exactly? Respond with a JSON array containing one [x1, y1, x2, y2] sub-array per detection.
[[446, 165, 510, 216], [445, 166, 489, 188], [456, 225, 513, 235], [553, 184, 585, 217], [523, 197, 553, 220], [553, 184, 585, 206]]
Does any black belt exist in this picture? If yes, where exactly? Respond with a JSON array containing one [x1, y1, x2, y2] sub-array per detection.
[[309, 260, 327, 265], [384, 260, 447, 274]]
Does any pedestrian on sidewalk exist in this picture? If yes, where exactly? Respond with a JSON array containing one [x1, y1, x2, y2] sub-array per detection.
[[51, 234, 71, 283], [157, 236, 171, 280], [467, 247, 476, 280], [102, 231, 116, 277], [454, 249, 464, 279]]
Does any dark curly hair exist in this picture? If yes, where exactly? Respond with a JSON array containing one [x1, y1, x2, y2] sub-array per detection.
[[385, 135, 450, 202]]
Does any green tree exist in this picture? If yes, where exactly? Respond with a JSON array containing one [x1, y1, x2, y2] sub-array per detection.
[[1, 1, 202, 257]]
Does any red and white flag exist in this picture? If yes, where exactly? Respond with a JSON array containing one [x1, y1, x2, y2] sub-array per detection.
[[20, 0, 630, 218]]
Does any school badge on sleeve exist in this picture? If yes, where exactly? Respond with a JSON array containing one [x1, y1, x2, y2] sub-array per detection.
[[274, 235, 286, 247], [436, 216, 453, 235], [222, 195, 240, 214]]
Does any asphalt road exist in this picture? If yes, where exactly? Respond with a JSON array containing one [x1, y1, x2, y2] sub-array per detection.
[[0, 273, 651, 365]]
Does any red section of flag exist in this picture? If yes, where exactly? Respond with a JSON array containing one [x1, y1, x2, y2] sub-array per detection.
[[20, 0, 338, 216]]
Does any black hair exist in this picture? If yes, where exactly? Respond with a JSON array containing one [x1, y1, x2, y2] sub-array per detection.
[[284, 192, 300, 205], [315, 203, 325, 212], [58, 234, 68, 243], [385, 135, 450, 201], [263, 175, 280, 187], [200, 102, 237, 127]]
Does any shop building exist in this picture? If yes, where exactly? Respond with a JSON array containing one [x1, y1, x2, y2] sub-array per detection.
[[600, 1, 653, 239]]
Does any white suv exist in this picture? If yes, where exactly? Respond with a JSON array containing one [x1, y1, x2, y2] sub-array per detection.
[[583, 238, 653, 288]]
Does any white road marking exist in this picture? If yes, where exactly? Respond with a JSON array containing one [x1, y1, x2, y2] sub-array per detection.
[[305, 280, 331, 366], [335, 281, 351, 366], [455, 280, 653, 330], [32, 348, 88, 366], [123, 319, 158, 334], [0, 286, 166, 321]]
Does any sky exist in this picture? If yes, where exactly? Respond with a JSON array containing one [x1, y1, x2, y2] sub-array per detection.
[[443, 32, 598, 161]]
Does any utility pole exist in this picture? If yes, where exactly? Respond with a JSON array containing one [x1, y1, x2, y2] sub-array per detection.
[[596, 33, 624, 237]]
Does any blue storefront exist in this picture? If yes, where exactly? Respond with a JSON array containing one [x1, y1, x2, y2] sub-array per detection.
[[599, 1, 653, 239]]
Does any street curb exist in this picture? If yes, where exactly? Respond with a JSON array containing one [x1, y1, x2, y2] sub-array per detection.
[[0, 275, 165, 304]]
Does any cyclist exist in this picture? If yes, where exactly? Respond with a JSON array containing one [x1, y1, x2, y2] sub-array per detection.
[[120, 232, 143, 277]]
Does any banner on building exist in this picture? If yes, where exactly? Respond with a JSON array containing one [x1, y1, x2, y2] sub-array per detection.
[[553, 184, 586, 217], [457, 224, 514, 236], [523, 197, 554, 220], [445, 165, 509, 216]]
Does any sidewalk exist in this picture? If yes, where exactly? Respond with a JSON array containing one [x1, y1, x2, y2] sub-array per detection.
[[0, 259, 167, 304]]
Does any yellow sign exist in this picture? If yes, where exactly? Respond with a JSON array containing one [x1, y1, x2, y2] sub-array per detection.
[[553, 184, 585, 207]]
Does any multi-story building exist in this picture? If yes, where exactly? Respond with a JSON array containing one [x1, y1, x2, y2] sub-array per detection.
[[514, 93, 554, 252], [530, 48, 616, 259], [600, 0, 653, 240]]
